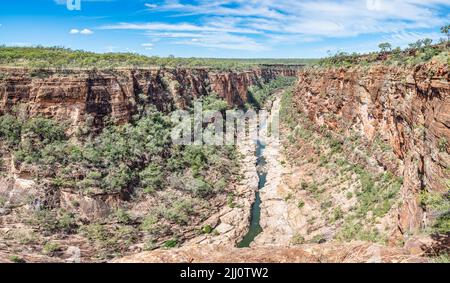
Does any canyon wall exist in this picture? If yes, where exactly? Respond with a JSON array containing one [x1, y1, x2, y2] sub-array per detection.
[[293, 62, 449, 236], [0, 67, 298, 131]]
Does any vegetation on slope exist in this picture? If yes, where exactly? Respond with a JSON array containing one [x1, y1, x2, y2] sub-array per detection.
[[280, 89, 403, 245], [317, 26, 450, 68], [0, 76, 292, 260]]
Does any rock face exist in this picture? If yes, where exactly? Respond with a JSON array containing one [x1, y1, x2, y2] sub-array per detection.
[[113, 242, 427, 263], [0, 67, 297, 131], [292, 62, 449, 236]]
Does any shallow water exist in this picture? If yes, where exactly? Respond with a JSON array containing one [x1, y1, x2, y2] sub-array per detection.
[[237, 140, 266, 248]]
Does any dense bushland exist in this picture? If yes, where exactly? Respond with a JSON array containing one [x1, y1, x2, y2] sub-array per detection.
[[318, 40, 449, 68], [0, 46, 316, 70]]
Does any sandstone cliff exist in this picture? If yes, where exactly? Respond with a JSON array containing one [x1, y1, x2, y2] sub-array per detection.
[[292, 62, 449, 236], [0, 67, 297, 131]]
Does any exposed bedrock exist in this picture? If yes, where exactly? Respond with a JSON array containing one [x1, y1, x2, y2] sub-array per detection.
[[292, 62, 449, 236], [0, 67, 297, 132]]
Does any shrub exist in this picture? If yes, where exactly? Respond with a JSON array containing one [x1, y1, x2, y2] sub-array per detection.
[[227, 193, 236, 208], [438, 137, 448, 152], [291, 234, 305, 245], [202, 224, 213, 234], [141, 213, 159, 232], [42, 242, 60, 255], [31, 210, 77, 234], [0, 114, 22, 147], [114, 208, 132, 225], [186, 176, 213, 198], [202, 93, 229, 112], [333, 207, 344, 221], [163, 239, 178, 249], [139, 163, 164, 193], [9, 255, 26, 263], [161, 199, 195, 225], [420, 189, 450, 234], [310, 234, 326, 244], [22, 117, 66, 145]]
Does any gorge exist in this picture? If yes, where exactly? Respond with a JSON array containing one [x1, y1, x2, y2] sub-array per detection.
[[0, 50, 449, 263]]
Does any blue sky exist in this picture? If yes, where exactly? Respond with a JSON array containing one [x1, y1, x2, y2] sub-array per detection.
[[0, 0, 449, 58]]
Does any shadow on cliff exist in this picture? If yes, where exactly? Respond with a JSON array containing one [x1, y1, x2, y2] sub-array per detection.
[[423, 232, 450, 255]]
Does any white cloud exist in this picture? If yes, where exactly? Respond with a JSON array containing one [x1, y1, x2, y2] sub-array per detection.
[[80, 28, 94, 35], [100, 0, 449, 52], [70, 28, 94, 35], [101, 22, 260, 34], [174, 33, 268, 51], [141, 43, 155, 50], [147, 0, 449, 38]]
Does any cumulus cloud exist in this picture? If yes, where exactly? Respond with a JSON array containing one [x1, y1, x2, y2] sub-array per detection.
[[70, 28, 94, 35], [80, 28, 94, 34]]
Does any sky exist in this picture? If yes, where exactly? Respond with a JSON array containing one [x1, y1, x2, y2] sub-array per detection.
[[0, 0, 449, 58]]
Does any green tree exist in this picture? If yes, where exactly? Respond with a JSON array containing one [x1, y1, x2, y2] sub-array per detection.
[[422, 38, 433, 47], [378, 42, 392, 53], [441, 24, 450, 44]]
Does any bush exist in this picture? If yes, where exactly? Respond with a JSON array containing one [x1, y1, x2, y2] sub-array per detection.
[[42, 242, 60, 255], [187, 177, 214, 198], [202, 224, 213, 234], [114, 208, 132, 225], [22, 117, 66, 145], [161, 199, 195, 225], [32, 210, 77, 234], [9, 255, 26, 263], [139, 164, 164, 193], [0, 114, 22, 147], [202, 93, 229, 112], [291, 234, 305, 245], [163, 239, 178, 249], [420, 189, 450, 234]]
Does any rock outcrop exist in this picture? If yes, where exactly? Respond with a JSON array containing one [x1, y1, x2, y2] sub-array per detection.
[[112, 242, 427, 263], [0, 67, 297, 131], [292, 62, 449, 236]]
